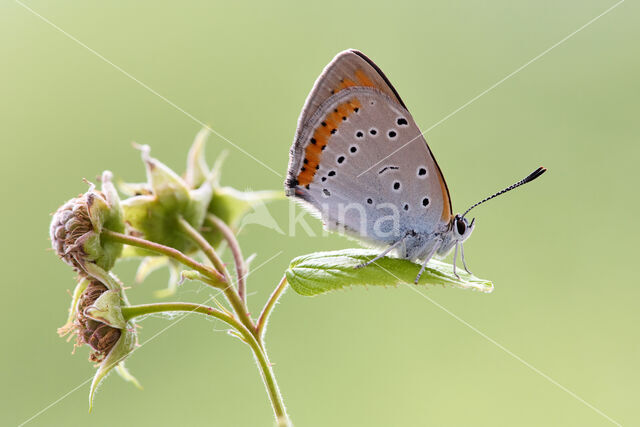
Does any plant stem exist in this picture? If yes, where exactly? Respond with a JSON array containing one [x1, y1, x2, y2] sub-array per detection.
[[256, 275, 288, 339], [101, 230, 225, 284], [177, 216, 231, 284], [197, 274, 256, 334], [207, 214, 247, 304], [122, 302, 233, 325], [121, 303, 290, 426], [103, 228, 289, 423], [176, 217, 255, 333]]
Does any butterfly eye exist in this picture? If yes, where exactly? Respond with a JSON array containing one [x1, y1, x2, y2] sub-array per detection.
[[456, 218, 466, 235]]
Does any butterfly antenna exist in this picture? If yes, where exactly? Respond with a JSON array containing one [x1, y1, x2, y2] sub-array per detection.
[[461, 166, 547, 218]]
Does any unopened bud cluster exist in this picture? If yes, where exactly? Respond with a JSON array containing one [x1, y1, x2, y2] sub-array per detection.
[[59, 280, 122, 363], [50, 129, 282, 407]]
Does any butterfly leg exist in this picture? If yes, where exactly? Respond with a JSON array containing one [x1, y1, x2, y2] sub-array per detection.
[[460, 243, 473, 275], [452, 243, 460, 279], [414, 239, 441, 284], [355, 235, 407, 269]]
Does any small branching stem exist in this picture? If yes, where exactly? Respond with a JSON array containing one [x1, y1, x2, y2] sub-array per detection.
[[101, 228, 255, 332], [206, 214, 247, 304], [121, 303, 289, 426], [102, 227, 290, 425], [256, 275, 288, 339], [101, 230, 225, 284], [176, 217, 255, 334], [197, 274, 256, 335], [177, 216, 231, 284]]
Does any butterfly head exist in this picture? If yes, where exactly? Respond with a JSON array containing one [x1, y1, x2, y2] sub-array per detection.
[[437, 214, 474, 256], [453, 214, 475, 241]]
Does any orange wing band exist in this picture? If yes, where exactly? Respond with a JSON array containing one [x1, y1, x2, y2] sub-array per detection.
[[296, 68, 377, 187], [296, 98, 361, 186]]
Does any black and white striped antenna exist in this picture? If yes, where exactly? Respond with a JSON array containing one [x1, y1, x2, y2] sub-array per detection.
[[461, 167, 547, 219]]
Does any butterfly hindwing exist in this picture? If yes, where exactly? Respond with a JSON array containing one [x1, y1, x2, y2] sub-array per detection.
[[296, 50, 406, 133], [286, 50, 453, 247]]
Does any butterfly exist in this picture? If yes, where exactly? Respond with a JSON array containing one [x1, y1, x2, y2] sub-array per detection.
[[285, 49, 546, 283]]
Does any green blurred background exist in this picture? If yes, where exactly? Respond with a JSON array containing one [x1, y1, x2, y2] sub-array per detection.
[[1, 0, 638, 426]]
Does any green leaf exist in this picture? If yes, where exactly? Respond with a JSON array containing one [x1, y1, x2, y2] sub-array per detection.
[[89, 326, 137, 411], [99, 171, 125, 235], [115, 362, 143, 390], [209, 187, 284, 226], [83, 290, 127, 329], [203, 187, 284, 246], [139, 144, 191, 202], [153, 260, 181, 298], [83, 263, 123, 291], [57, 278, 89, 337], [116, 180, 151, 197], [134, 256, 169, 283], [286, 249, 493, 296], [184, 127, 211, 188]]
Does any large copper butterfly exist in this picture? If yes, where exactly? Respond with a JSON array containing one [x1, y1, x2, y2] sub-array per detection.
[[286, 50, 546, 282]]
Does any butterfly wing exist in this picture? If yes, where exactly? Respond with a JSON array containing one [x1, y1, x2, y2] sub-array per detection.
[[286, 50, 453, 246], [296, 50, 407, 128]]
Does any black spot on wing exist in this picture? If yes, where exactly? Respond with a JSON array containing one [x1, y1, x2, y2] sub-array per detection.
[[378, 166, 399, 175]]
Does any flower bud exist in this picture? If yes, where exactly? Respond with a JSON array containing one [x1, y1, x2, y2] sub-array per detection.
[[120, 145, 213, 256], [50, 171, 124, 273], [63, 280, 122, 362], [120, 129, 284, 296], [59, 276, 140, 409]]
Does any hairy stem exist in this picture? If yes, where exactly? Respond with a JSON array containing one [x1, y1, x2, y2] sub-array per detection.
[[177, 216, 231, 284], [206, 214, 247, 304], [256, 275, 288, 339], [121, 303, 290, 426], [176, 217, 255, 333], [122, 302, 233, 325], [197, 274, 256, 334], [101, 230, 225, 284]]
